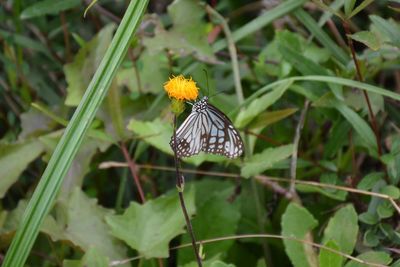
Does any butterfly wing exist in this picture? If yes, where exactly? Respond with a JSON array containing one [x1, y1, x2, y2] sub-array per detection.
[[170, 111, 210, 158], [202, 103, 244, 159]]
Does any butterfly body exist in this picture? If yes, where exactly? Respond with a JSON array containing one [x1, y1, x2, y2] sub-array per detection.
[[170, 96, 244, 159]]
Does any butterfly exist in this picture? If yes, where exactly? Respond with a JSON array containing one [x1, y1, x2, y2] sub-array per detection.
[[170, 96, 244, 159]]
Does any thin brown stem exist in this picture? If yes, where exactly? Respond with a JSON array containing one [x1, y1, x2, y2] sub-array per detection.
[[172, 116, 202, 267], [289, 100, 309, 196], [343, 21, 383, 158], [120, 142, 146, 203], [60, 12, 71, 63]]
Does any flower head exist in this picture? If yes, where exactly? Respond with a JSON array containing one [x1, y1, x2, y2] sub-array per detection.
[[164, 75, 199, 101]]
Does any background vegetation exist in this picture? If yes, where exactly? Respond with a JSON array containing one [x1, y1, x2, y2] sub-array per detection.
[[1, 0, 400, 266]]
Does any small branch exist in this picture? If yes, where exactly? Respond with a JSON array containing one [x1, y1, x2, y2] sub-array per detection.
[[110, 234, 388, 267], [289, 100, 309, 196], [206, 5, 244, 105], [60, 12, 71, 63], [172, 116, 202, 267], [98, 161, 400, 215], [120, 142, 146, 203], [342, 21, 383, 159]]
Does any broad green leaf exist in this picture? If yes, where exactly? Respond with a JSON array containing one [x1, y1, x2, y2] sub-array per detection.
[[116, 49, 169, 94], [322, 205, 358, 255], [349, 31, 381, 50], [65, 24, 116, 106], [0, 140, 44, 198], [318, 240, 342, 267], [20, 0, 80, 19], [19, 108, 53, 139], [377, 200, 394, 219], [344, 251, 392, 267], [281, 203, 318, 267], [179, 181, 241, 264], [241, 144, 294, 178], [235, 79, 291, 128], [357, 172, 385, 191], [363, 229, 380, 247], [49, 188, 127, 262], [144, 0, 216, 63], [370, 15, 400, 47], [106, 188, 195, 258], [80, 247, 109, 267], [380, 185, 400, 199], [127, 118, 172, 156]]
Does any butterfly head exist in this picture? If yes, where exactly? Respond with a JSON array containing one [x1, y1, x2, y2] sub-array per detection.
[[192, 96, 209, 112]]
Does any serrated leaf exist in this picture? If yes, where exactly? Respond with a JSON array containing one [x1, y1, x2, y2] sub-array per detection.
[[349, 31, 381, 50], [281, 203, 318, 267], [106, 188, 195, 258], [235, 81, 291, 128], [241, 144, 294, 178], [322, 205, 358, 255], [20, 0, 80, 19], [344, 251, 392, 267], [0, 140, 44, 198], [319, 240, 342, 267]]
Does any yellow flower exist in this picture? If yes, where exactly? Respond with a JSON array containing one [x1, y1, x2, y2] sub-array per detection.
[[163, 75, 199, 101]]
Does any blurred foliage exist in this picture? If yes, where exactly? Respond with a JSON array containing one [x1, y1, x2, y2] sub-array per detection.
[[1, 0, 400, 266]]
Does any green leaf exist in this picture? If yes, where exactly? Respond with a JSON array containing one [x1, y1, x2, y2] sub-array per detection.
[[344, 251, 392, 267], [248, 108, 298, 130], [363, 229, 380, 247], [65, 24, 116, 106], [357, 172, 384, 191], [370, 15, 400, 47], [344, 0, 356, 16], [127, 118, 173, 156], [2, 1, 149, 266], [380, 185, 400, 199], [20, 0, 80, 19], [318, 240, 342, 267], [334, 98, 377, 153], [0, 140, 44, 198], [241, 144, 294, 178], [116, 49, 169, 94], [377, 200, 394, 219], [281, 203, 318, 267], [46, 188, 127, 262], [179, 181, 241, 264], [349, 31, 381, 50], [296, 173, 348, 201], [359, 212, 379, 225], [106, 188, 195, 258], [144, 0, 216, 63], [322, 205, 358, 255], [80, 247, 110, 267], [235, 80, 291, 128]]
